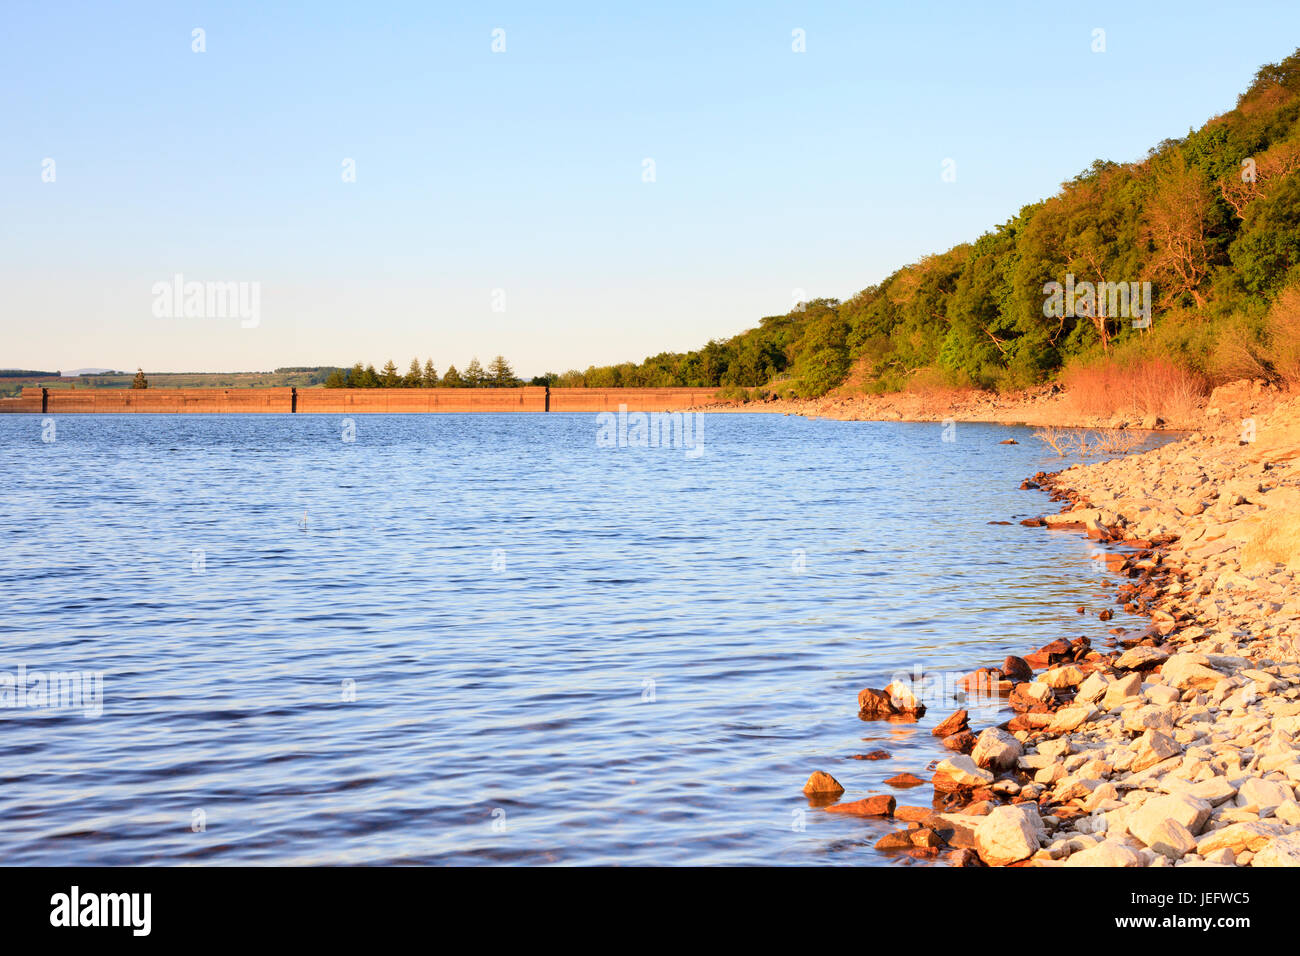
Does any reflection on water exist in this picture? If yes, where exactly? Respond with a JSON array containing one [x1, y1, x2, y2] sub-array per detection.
[[0, 413, 1165, 864]]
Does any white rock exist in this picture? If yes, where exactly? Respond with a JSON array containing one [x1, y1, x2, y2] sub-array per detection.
[[972, 727, 1023, 771], [1162, 654, 1224, 691], [1076, 672, 1109, 704], [1188, 777, 1238, 806], [1132, 729, 1182, 772], [1104, 672, 1144, 709], [1195, 821, 1289, 857], [1116, 646, 1169, 670], [1044, 666, 1086, 689], [1252, 833, 1300, 866], [935, 754, 994, 787], [975, 805, 1042, 866], [1128, 793, 1213, 841], [1064, 839, 1145, 867], [1049, 704, 1097, 734], [1237, 777, 1293, 810]]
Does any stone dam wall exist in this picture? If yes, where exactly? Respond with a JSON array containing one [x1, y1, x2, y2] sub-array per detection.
[[0, 386, 722, 414]]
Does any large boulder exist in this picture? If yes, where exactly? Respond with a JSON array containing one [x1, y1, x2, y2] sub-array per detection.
[[1252, 833, 1300, 866], [974, 805, 1041, 866], [1048, 704, 1097, 734], [1103, 671, 1144, 709], [1127, 793, 1212, 841], [802, 771, 844, 795], [1064, 839, 1145, 867], [1188, 777, 1238, 806], [1160, 654, 1223, 691], [1132, 729, 1181, 772], [1141, 819, 1197, 859], [857, 687, 898, 717], [1237, 777, 1293, 811], [824, 794, 895, 817], [933, 754, 994, 790], [1195, 821, 1289, 857], [884, 680, 926, 716], [931, 709, 970, 737], [1115, 646, 1168, 670], [971, 727, 1023, 771]]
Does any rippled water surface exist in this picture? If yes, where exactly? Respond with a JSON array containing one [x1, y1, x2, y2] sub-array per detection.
[[0, 413, 1162, 865]]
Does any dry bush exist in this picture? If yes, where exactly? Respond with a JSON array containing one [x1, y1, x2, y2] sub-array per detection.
[[1033, 426, 1073, 457], [1268, 284, 1300, 387], [1062, 357, 1206, 422], [1092, 428, 1144, 455], [1241, 511, 1300, 569]]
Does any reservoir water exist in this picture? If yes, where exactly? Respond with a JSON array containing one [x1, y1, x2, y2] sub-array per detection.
[[0, 413, 1159, 864]]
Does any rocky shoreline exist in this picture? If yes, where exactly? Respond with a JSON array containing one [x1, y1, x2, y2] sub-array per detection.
[[805, 395, 1300, 866]]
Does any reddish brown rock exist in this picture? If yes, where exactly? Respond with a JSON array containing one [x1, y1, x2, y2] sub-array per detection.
[[857, 687, 898, 717], [852, 749, 891, 760], [874, 830, 915, 850], [802, 771, 845, 796], [1008, 683, 1053, 714], [885, 772, 925, 789], [1002, 656, 1033, 682], [942, 730, 978, 753], [948, 848, 985, 867], [1040, 638, 1073, 662], [1099, 609, 1114, 621], [1007, 712, 1054, 733], [825, 794, 896, 817], [931, 709, 970, 737], [1022, 651, 1051, 669], [895, 805, 932, 822], [910, 827, 946, 848], [958, 668, 1003, 693]]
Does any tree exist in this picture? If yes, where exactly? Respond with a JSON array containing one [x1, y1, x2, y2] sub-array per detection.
[[403, 358, 422, 387], [324, 369, 347, 388], [422, 358, 438, 387], [132, 368, 148, 389], [464, 357, 485, 387], [358, 363, 380, 388], [441, 364, 464, 387], [1144, 153, 1215, 309], [487, 355, 518, 386], [380, 360, 401, 388]]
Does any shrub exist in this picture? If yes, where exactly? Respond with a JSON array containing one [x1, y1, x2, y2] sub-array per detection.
[[1061, 356, 1207, 421]]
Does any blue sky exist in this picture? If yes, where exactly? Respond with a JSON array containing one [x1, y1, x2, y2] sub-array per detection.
[[4, 0, 1300, 375]]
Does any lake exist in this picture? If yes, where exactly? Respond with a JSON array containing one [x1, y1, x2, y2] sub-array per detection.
[[0, 412, 1156, 864]]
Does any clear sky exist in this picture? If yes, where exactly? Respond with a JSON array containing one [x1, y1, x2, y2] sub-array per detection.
[[4, 1, 1300, 376]]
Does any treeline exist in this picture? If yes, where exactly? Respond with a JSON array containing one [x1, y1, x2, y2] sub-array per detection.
[[325, 355, 526, 388], [552, 49, 1300, 398]]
